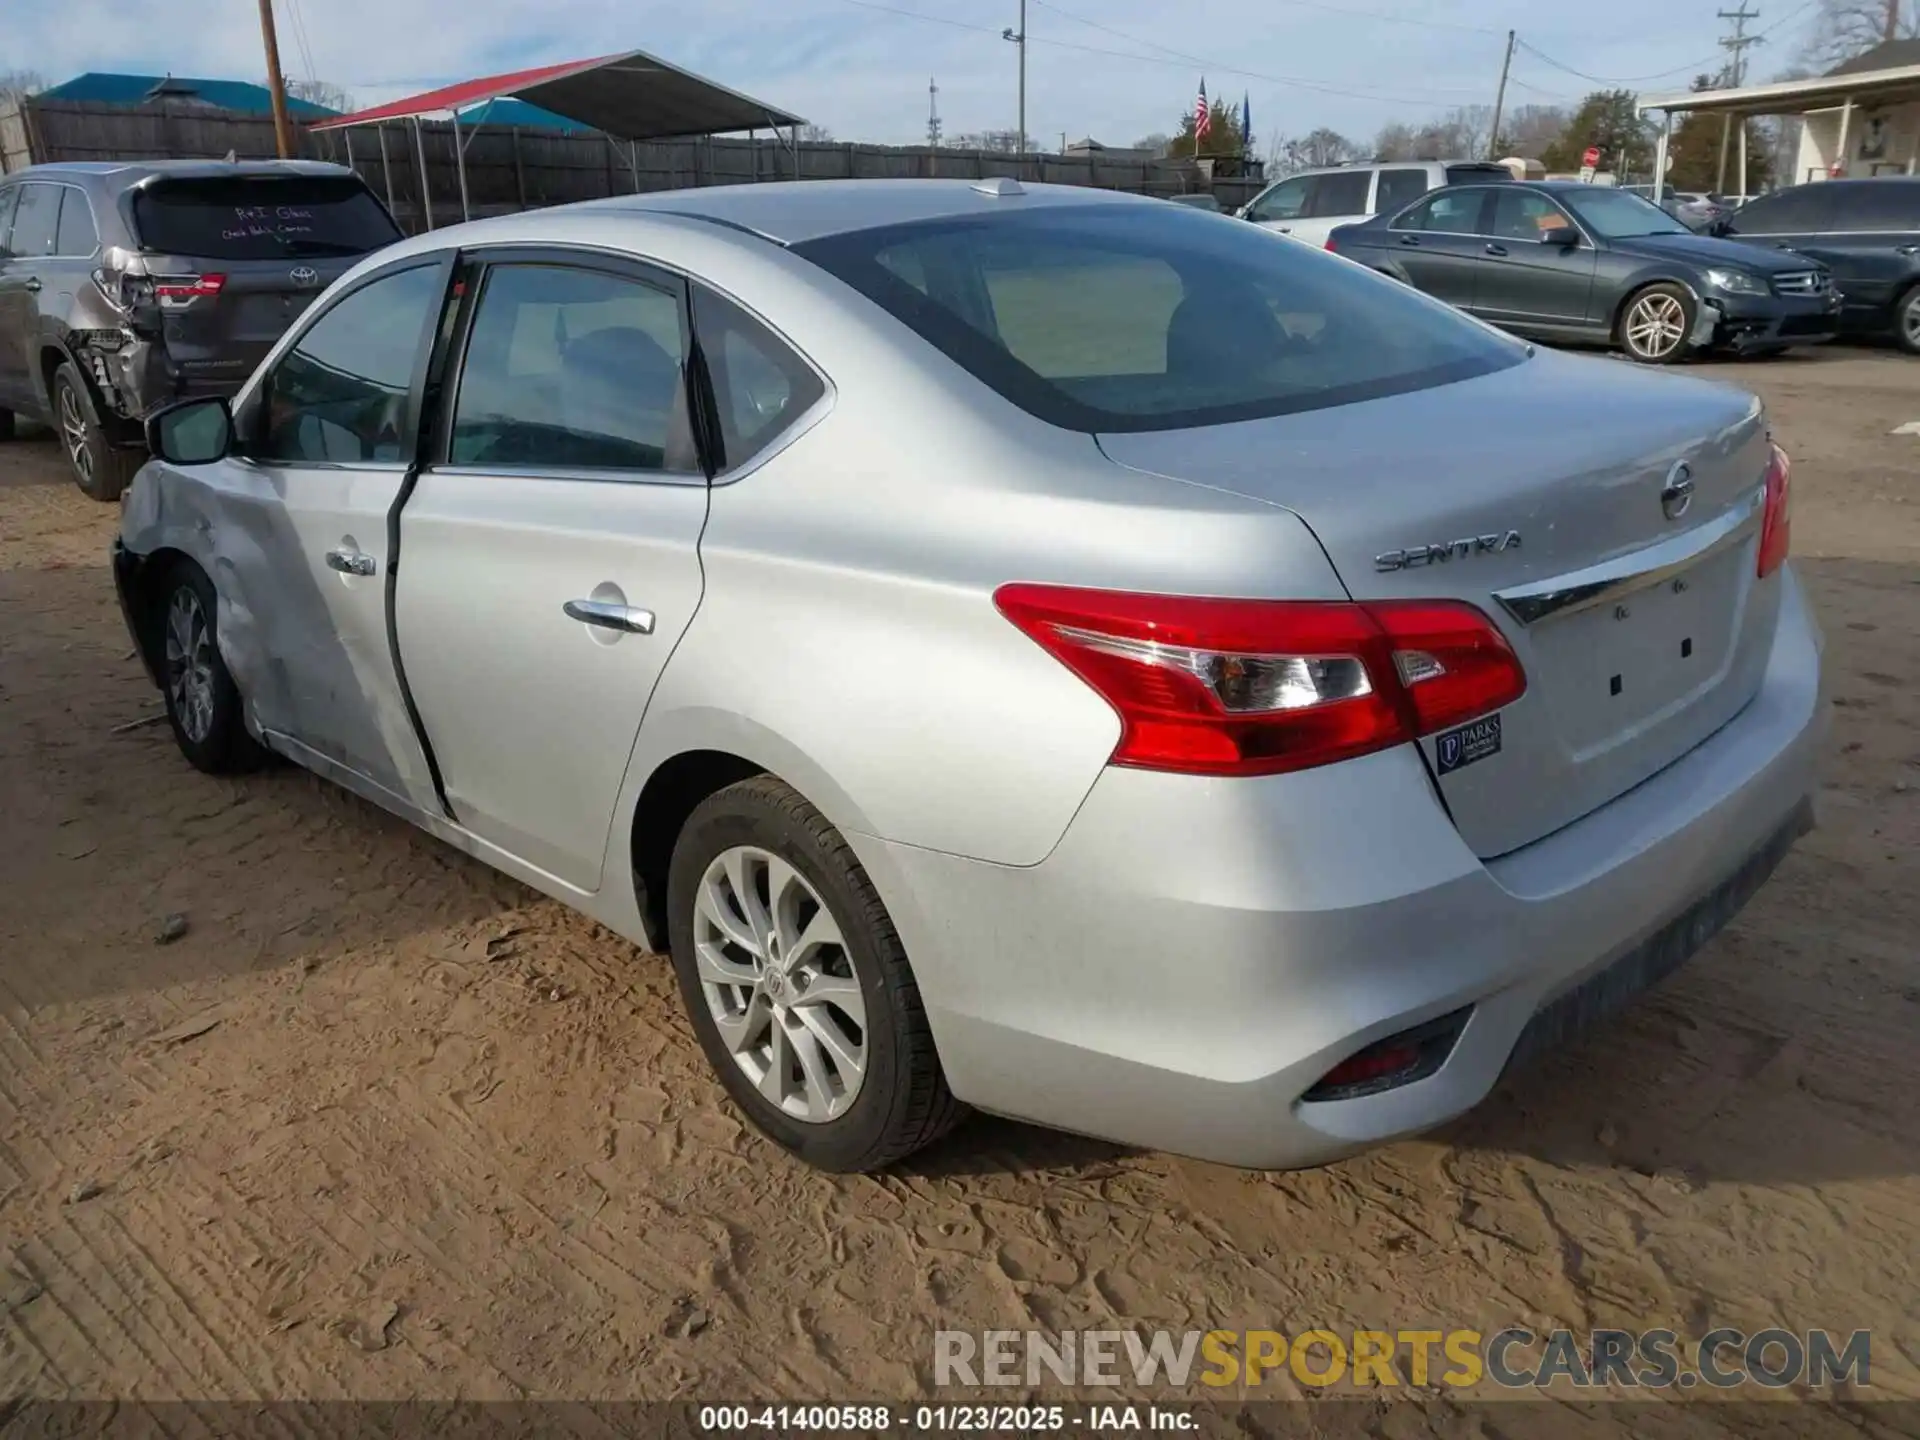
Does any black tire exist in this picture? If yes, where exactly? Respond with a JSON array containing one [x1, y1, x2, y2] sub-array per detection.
[[53, 362, 143, 502], [0, 407, 15, 442], [152, 560, 266, 774], [1895, 284, 1920, 356], [1616, 282, 1696, 365], [665, 776, 965, 1172]]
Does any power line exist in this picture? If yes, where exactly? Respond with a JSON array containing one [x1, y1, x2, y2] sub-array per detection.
[[1514, 38, 1728, 84]]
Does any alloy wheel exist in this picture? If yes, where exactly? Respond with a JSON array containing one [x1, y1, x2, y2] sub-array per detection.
[[57, 382, 93, 486], [692, 844, 867, 1123], [1902, 293, 1920, 350], [164, 587, 216, 745], [1625, 293, 1686, 360]]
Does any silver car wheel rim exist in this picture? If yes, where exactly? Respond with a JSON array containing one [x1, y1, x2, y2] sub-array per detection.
[[57, 383, 92, 483], [1625, 294, 1686, 358], [164, 588, 216, 744], [1903, 295, 1920, 346], [693, 845, 867, 1124]]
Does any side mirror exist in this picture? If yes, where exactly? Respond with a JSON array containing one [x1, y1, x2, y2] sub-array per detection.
[[1540, 224, 1581, 249], [1707, 218, 1734, 238], [146, 397, 233, 465]]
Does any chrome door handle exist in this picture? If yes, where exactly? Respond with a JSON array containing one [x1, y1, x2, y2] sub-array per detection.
[[1485, 243, 1509, 256], [23, 277, 41, 293], [1399, 234, 1421, 246], [564, 599, 655, 635], [1898, 245, 1920, 256], [324, 548, 376, 577]]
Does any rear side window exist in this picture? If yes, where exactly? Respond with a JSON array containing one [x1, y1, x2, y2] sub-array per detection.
[[0, 188, 19, 256], [8, 184, 60, 258], [131, 176, 401, 260], [1490, 189, 1575, 241], [1397, 189, 1488, 234], [448, 262, 697, 474], [1375, 169, 1429, 216], [55, 190, 98, 257], [1830, 182, 1920, 231], [692, 287, 826, 473], [1308, 170, 1371, 218], [1726, 187, 1829, 235], [256, 263, 446, 464], [795, 202, 1522, 433]]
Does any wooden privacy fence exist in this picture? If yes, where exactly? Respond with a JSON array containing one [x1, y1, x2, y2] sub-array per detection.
[[1, 99, 1266, 229]]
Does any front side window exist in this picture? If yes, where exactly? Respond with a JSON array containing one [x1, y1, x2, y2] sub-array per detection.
[[255, 263, 447, 464], [8, 184, 60, 258], [1309, 170, 1371, 218], [692, 287, 826, 473], [795, 202, 1524, 433], [1397, 189, 1488, 234], [1375, 169, 1429, 216], [1564, 188, 1689, 239], [1247, 177, 1311, 223], [54, 190, 99, 257], [1829, 182, 1920, 231], [1491, 190, 1576, 241], [448, 262, 695, 473], [1724, 187, 1827, 235]]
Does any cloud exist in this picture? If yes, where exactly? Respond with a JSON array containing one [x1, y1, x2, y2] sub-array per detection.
[[19, 0, 1747, 150]]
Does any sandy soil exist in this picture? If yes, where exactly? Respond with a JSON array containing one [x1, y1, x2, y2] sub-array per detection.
[[0, 349, 1915, 1425]]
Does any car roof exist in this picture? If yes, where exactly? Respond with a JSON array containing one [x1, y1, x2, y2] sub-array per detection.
[[574, 179, 1155, 245], [7, 159, 361, 189]]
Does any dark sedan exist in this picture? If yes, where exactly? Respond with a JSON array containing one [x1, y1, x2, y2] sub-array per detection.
[[1328, 181, 1841, 363]]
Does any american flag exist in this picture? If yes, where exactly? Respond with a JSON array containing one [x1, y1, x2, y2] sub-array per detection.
[[1194, 79, 1211, 143]]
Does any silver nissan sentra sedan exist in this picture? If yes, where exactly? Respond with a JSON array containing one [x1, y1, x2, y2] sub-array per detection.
[[112, 179, 1823, 1173]]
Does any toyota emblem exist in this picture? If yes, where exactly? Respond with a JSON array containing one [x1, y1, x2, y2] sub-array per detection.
[[289, 265, 320, 289], [1661, 460, 1694, 522]]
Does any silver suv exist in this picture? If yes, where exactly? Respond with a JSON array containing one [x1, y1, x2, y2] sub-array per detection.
[[1239, 160, 1514, 245]]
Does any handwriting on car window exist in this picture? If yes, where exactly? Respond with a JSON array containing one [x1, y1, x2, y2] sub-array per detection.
[[221, 204, 318, 242]]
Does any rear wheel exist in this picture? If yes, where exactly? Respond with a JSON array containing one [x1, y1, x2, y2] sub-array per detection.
[[665, 776, 964, 1172], [1895, 285, 1920, 356], [1617, 283, 1695, 364], [0, 407, 15, 442], [54, 363, 143, 502], [155, 561, 266, 774]]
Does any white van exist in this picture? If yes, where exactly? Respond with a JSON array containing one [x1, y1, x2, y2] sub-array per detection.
[[1239, 160, 1515, 245]]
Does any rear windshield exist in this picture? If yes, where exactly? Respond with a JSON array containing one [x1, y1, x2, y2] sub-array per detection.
[[793, 201, 1524, 433], [131, 176, 401, 260]]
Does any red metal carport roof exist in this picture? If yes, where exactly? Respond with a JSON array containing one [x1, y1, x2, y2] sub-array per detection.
[[310, 48, 804, 139]]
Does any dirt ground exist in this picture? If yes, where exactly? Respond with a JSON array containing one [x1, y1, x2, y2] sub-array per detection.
[[0, 348, 1916, 1425]]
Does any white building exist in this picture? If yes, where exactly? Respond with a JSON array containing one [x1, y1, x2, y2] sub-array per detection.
[[1639, 39, 1920, 196]]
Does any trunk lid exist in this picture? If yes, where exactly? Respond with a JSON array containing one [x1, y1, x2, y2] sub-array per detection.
[[1098, 350, 1781, 857], [126, 174, 400, 387]]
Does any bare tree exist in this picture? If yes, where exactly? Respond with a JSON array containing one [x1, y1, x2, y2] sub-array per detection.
[[1799, 0, 1918, 70], [798, 123, 834, 143], [1131, 132, 1171, 156], [0, 70, 44, 105], [282, 77, 355, 112], [950, 129, 1023, 153]]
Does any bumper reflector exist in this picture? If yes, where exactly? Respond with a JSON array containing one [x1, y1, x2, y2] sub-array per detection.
[[1301, 1007, 1471, 1103]]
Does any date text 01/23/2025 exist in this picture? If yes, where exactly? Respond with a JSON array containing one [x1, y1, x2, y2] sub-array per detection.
[[696, 1404, 1197, 1432]]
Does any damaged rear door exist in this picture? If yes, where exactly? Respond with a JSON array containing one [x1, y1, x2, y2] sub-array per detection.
[[226, 254, 456, 809]]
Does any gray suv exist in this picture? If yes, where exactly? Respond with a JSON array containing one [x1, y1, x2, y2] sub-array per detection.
[[0, 160, 401, 499]]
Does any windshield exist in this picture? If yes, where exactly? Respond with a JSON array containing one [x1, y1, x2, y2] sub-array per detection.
[[1562, 188, 1690, 239], [793, 202, 1524, 433], [131, 176, 402, 259]]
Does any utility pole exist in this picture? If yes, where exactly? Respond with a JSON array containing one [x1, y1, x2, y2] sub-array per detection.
[[1888, 0, 1904, 44], [927, 76, 942, 148], [1487, 29, 1516, 161], [1002, 1, 1027, 155], [256, 0, 296, 159], [1716, 6, 1762, 192]]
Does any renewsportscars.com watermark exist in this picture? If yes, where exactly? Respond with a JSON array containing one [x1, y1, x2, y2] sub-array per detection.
[[935, 1328, 1873, 1392]]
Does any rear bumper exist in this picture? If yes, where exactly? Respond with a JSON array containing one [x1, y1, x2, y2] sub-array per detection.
[[862, 566, 1826, 1169]]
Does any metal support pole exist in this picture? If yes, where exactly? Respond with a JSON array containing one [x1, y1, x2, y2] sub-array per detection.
[[450, 109, 470, 222], [376, 122, 396, 216], [792, 123, 800, 180], [343, 125, 354, 180], [1737, 117, 1748, 198], [1653, 111, 1672, 203], [412, 115, 434, 231], [629, 140, 640, 193], [1717, 113, 1732, 193], [1835, 96, 1854, 175]]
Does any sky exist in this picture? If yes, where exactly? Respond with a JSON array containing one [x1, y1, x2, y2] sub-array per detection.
[[6, 0, 1834, 149]]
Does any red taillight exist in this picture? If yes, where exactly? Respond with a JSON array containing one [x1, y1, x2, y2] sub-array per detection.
[[153, 273, 227, 303], [1757, 442, 1791, 578], [993, 585, 1526, 777], [1324, 238, 1337, 251]]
